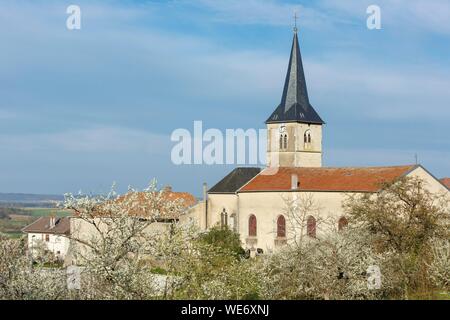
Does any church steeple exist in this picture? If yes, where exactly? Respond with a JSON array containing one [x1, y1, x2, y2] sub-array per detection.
[[266, 30, 324, 124], [265, 28, 324, 168]]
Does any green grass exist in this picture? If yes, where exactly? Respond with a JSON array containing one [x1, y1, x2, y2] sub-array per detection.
[[23, 208, 72, 217], [409, 290, 450, 300], [0, 217, 33, 238], [4, 232, 25, 239], [435, 292, 450, 300], [150, 267, 168, 275]]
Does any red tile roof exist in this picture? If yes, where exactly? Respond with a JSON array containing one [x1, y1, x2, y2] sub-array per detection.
[[110, 190, 197, 219], [440, 178, 450, 189], [239, 165, 416, 193], [115, 191, 197, 209]]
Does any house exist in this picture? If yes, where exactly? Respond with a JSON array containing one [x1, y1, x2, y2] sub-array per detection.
[[69, 187, 197, 264], [186, 28, 450, 254], [22, 216, 71, 261]]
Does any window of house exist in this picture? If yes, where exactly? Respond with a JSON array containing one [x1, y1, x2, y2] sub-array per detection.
[[307, 216, 316, 238], [249, 214, 257, 237], [277, 215, 286, 238], [283, 134, 288, 149], [220, 209, 228, 228], [338, 216, 348, 231], [279, 135, 283, 150], [230, 213, 237, 232], [45, 234, 50, 242]]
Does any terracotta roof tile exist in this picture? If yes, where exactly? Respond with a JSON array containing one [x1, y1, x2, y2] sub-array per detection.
[[440, 178, 450, 189], [159, 191, 197, 208], [112, 190, 197, 219], [239, 165, 416, 193]]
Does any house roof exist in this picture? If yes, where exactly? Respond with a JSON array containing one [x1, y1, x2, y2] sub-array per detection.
[[22, 216, 70, 235], [440, 178, 450, 189], [208, 167, 262, 194], [266, 31, 324, 125], [115, 190, 197, 209], [239, 165, 417, 193], [109, 189, 197, 219], [70, 189, 197, 221]]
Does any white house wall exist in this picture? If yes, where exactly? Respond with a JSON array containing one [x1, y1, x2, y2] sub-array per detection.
[[27, 232, 70, 260]]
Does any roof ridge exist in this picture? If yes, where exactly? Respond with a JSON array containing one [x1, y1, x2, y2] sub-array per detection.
[[263, 164, 416, 170]]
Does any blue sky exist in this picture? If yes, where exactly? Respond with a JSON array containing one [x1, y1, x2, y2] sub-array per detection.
[[1, 0, 449, 196]]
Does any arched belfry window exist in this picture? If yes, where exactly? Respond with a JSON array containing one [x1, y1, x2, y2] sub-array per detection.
[[279, 134, 288, 150], [277, 215, 286, 238], [249, 214, 257, 237], [304, 130, 312, 143], [307, 215, 316, 238], [304, 130, 312, 149], [338, 216, 348, 231]]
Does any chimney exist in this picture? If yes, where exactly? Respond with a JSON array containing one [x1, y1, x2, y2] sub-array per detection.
[[291, 174, 299, 190], [203, 182, 208, 202], [49, 216, 56, 228]]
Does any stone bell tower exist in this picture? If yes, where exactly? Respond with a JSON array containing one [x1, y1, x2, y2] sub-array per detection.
[[266, 28, 324, 168]]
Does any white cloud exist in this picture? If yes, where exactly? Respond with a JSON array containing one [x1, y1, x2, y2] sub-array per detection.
[[182, 0, 333, 29], [182, 0, 450, 35], [319, 0, 450, 35], [0, 127, 170, 154], [2, 0, 448, 122], [305, 57, 450, 120]]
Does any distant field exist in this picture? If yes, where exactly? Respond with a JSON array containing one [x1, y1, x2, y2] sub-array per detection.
[[0, 216, 33, 238], [23, 208, 72, 217]]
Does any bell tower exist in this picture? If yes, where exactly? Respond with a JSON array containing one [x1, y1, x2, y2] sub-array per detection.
[[266, 28, 324, 168]]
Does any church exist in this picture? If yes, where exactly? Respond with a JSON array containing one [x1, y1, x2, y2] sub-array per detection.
[[186, 29, 449, 254]]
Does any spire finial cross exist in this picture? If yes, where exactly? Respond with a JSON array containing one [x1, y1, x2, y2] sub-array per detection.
[[293, 11, 298, 33]]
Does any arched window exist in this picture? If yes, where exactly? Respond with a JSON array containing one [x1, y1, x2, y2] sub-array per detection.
[[307, 215, 316, 238], [304, 130, 312, 144], [230, 213, 237, 232], [277, 215, 286, 238], [249, 214, 257, 237], [338, 216, 348, 231], [279, 135, 283, 150], [283, 134, 288, 149], [220, 208, 228, 228]]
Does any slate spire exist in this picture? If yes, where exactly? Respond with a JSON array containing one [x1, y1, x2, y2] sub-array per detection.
[[266, 30, 324, 124]]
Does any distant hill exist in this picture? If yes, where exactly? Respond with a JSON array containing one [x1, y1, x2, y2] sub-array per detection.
[[0, 193, 64, 208], [0, 193, 64, 202]]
